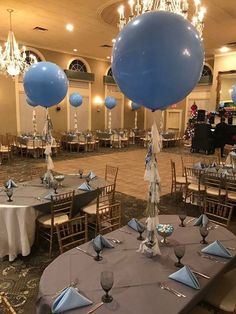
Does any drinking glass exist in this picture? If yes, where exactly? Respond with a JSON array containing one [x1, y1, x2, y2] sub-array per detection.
[[179, 210, 187, 227], [79, 169, 83, 179], [93, 241, 103, 261], [52, 180, 58, 194], [5, 188, 13, 202], [40, 175, 44, 184], [86, 176, 91, 186], [200, 226, 209, 244], [100, 271, 114, 303], [137, 223, 145, 241], [174, 244, 185, 268]]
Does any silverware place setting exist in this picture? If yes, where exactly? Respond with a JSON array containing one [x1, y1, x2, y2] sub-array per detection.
[[76, 247, 95, 258], [197, 251, 226, 264], [51, 279, 78, 299], [87, 301, 104, 314], [158, 282, 186, 298], [107, 238, 122, 244]]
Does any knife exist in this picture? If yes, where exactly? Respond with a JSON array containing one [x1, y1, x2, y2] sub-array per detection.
[[87, 302, 104, 314], [76, 247, 95, 258]]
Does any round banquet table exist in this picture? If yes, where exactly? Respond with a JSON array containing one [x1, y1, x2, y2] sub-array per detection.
[[37, 215, 236, 314], [0, 175, 106, 262]]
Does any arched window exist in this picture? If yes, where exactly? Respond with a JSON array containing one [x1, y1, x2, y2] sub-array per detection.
[[107, 67, 113, 77], [69, 59, 87, 72], [201, 65, 212, 78], [23, 50, 42, 64]]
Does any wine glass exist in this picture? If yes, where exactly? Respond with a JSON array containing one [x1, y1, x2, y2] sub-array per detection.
[[79, 169, 83, 179], [179, 210, 187, 227], [174, 244, 185, 268], [86, 176, 91, 186], [5, 188, 13, 202], [93, 241, 103, 261], [100, 271, 114, 303], [137, 223, 145, 241], [52, 180, 58, 194], [200, 226, 209, 244], [40, 175, 44, 184]]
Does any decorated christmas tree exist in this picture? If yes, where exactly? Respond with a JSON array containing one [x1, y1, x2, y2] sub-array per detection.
[[184, 102, 198, 140]]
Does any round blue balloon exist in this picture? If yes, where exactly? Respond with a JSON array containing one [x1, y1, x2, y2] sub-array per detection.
[[112, 11, 204, 111], [26, 96, 38, 107], [231, 85, 236, 105], [69, 92, 83, 107], [23, 61, 68, 108], [105, 96, 117, 110], [131, 102, 142, 110]]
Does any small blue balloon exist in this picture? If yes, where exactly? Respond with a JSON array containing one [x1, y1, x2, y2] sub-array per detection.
[[69, 92, 83, 107], [131, 102, 142, 110], [26, 96, 38, 107], [23, 61, 68, 108], [105, 96, 116, 110], [112, 11, 204, 111], [231, 85, 236, 105]]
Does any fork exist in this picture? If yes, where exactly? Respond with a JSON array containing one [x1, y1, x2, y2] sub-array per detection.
[[158, 282, 186, 298], [197, 251, 226, 264], [107, 238, 122, 244]]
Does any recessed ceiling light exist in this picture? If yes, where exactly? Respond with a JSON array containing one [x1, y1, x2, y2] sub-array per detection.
[[219, 46, 230, 53], [73, 48, 78, 52], [66, 24, 74, 32], [106, 56, 111, 59]]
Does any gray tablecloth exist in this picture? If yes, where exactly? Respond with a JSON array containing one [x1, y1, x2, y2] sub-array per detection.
[[0, 175, 105, 261], [36, 215, 236, 314]]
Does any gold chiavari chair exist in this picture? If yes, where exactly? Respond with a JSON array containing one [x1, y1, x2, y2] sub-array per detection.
[[181, 155, 195, 177], [184, 167, 205, 204], [225, 175, 236, 206], [36, 190, 75, 256], [170, 160, 186, 194], [0, 293, 16, 314], [204, 172, 226, 202], [105, 165, 119, 185], [203, 198, 233, 228], [97, 202, 121, 235], [56, 215, 88, 254]]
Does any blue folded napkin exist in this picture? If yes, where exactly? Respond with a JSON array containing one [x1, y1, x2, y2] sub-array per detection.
[[169, 265, 200, 289], [128, 218, 146, 232], [44, 191, 55, 200], [5, 179, 17, 188], [87, 171, 96, 180], [201, 240, 232, 259], [93, 234, 114, 250], [78, 182, 92, 191], [51, 287, 92, 313], [193, 162, 202, 170], [193, 214, 209, 227]]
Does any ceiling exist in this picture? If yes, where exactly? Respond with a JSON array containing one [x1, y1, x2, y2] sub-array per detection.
[[0, 0, 236, 60]]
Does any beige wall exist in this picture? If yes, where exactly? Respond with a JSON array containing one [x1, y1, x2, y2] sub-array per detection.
[[0, 76, 17, 134]]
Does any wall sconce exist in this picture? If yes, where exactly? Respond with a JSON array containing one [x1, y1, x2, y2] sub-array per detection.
[[93, 96, 103, 112]]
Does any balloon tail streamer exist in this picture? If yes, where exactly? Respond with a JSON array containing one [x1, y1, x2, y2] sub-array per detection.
[[138, 122, 162, 257], [74, 112, 78, 133], [134, 111, 138, 129], [32, 109, 37, 137], [108, 110, 112, 134], [42, 109, 55, 186]]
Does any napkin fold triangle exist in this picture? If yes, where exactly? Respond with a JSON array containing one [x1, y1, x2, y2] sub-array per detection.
[[193, 162, 202, 170], [5, 179, 17, 188], [78, 182, 92, 191], [128, 218, 146, 232], [169, 265, 200, 289], [88, 171, 96, 180], [51, 287, 92, 313], [201, 240, 232, 258], [93, 234, 114, 250], [194, 214, 209, 227], [44, 191, 55, 200]]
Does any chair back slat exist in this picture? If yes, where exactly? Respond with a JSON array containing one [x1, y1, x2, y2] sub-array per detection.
[[56, 215, 88, 254], [51, 191, 74, 221], [97, 183, 116, 207], [204, 198, 233, 228], [0, 292, 16, 314], [105, 165, 119, 184], [97, 202, 121, 235]]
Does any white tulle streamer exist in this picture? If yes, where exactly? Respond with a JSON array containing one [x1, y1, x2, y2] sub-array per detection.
[[74, 112, 78, 133], [134, 111, 138, 129], [32, 110, 37, 136]]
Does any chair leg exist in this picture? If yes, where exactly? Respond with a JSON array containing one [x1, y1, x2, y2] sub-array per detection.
[[49, 230, 53, 258]]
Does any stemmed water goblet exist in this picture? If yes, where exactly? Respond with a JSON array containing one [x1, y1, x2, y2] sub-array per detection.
[[93, 241, 103, 261], [200, 226, 209, 244], [174, 244, 185, 268], [5, 188, 13, 202], [179, 210, 187, 227], [52, 180, 58, 194], [100, 271, 114, 303], [137, 223, 145, 241], [79, 169, 83, 179]]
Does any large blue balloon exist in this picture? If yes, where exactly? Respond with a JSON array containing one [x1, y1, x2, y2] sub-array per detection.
[[231, 85, 236, 105], [112, 11, 204, 111], [26, 96, 38, 107], [131, 102, 142, 110], [105, 96, 116, 110], [23, 61, 68, 108], [69, 92, 83, 107]]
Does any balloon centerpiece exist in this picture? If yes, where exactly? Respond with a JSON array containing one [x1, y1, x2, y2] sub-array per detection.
[[24, 61, 68, 185], [26, 96, 38, 136], [69, 92, 83, 133], [105, 97, 117, 133]]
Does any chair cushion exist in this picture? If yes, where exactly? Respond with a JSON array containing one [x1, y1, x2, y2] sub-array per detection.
[[206, 187, 226, 196], [188, 183, 205, 191], [176, 176, 186, 184], [82, 203, 96, 215], [227, 192, 236, 201], [204, 268, 236, 312], [37, 214, 69, 226]]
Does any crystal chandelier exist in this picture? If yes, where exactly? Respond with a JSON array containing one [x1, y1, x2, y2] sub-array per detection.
[[0, 9, 37, 77], [117, 0, 206, 37]]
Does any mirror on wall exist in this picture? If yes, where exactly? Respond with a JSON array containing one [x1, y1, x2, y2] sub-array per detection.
[[216, 70, 236, 108]]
